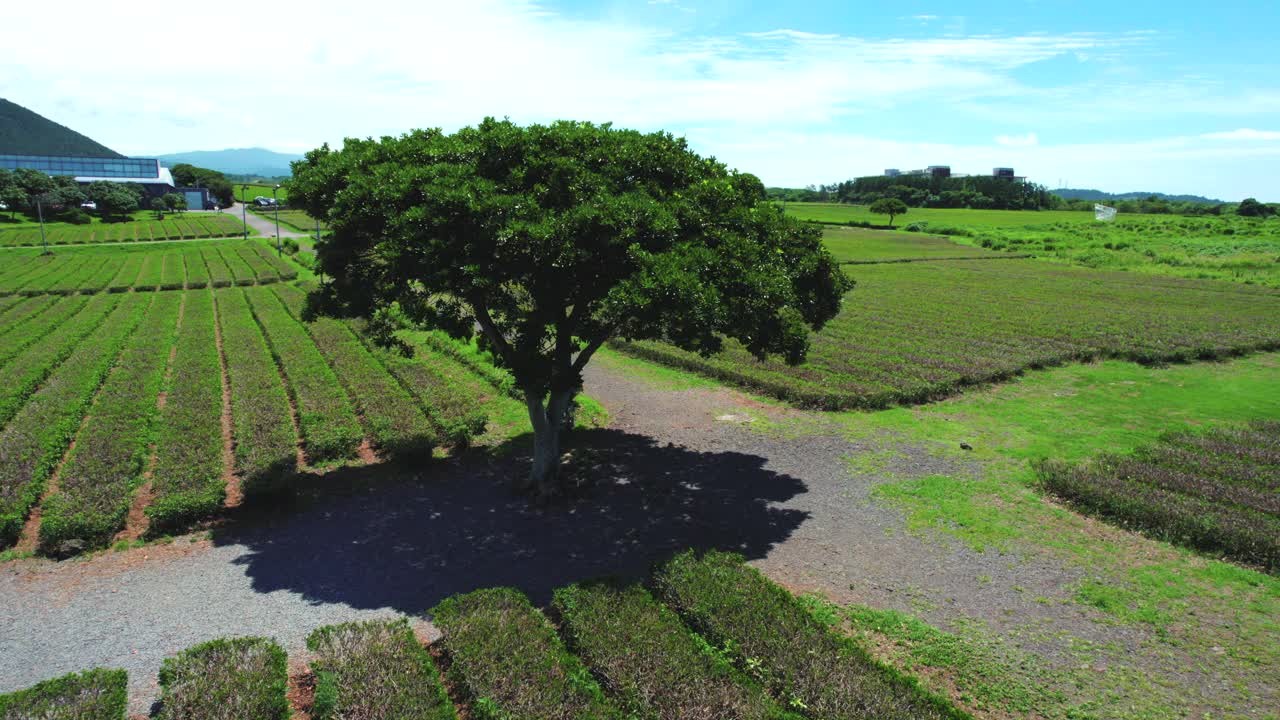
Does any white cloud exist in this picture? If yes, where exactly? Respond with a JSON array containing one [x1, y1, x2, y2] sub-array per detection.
[[995, 132, 1039, 147], [0, 0, 1147, 156], [0, 0, 1271, 199], [1202, 128, 1280, 141]]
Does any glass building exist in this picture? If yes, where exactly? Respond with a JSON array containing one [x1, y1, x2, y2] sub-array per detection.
[[0, 153, 174, 187]]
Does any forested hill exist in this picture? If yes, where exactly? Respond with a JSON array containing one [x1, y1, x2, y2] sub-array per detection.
[[1052, 188, 1223, 204], [0, 99, 124, 158]]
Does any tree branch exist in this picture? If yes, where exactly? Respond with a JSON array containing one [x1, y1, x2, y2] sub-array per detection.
[[571, 332, 611, 375], [471, 298, 515, 366]]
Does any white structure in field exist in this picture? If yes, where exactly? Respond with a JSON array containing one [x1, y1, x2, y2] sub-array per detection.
[[1094, 204, 1118, 222]]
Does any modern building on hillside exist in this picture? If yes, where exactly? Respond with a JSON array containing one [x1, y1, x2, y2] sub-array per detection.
[[0, 153, 177, 197]]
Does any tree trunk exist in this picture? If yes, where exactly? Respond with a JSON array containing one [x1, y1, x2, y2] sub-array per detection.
[[523, 388, 576, 497]]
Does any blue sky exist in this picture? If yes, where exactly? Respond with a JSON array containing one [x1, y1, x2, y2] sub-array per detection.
[[2, 0, 1278, 199]]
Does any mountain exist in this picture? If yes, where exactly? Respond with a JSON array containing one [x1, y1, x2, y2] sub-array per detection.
[[0, 98, 124, 158], [1052, 188, 1224, 204], [151, 148, 303, 177]]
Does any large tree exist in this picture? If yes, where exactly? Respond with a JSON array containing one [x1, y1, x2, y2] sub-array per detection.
[[290, 119, 852, 495], [86, 181, 140, 221]]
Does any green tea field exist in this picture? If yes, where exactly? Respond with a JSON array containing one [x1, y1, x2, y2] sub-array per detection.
[[0, 240, 295, 295], [615, 257, 1280, 409], [788, 202, 1280, 286], [0, 213, 248, 247], [0, 250, 503, 555]]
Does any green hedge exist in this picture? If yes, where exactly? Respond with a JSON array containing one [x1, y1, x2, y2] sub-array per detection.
[[215, 288, 297, 495], [272, 283, 440, 457], [245, 287, 363, 463], [157, 637, 289, 720], [653, 550, 968, 720], [307, 619, 455, 720], [432, 587, 622, 720], [0, 294, 138, 547], [39, 293, 180, 555], [553, 580, 794, 720], [147, 290, 228, 535], [0, 668, 127, 720]]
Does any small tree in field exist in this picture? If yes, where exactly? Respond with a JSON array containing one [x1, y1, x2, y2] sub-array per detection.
[[150, 194, 169, 218], [164, 192, 187, 213], [290, 119, 852, 496], [868, 198, 908, 228]]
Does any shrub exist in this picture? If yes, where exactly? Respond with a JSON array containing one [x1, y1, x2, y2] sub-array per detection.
[[553, 580, 792, 720], [306, 619, 455, 720], [432, 587, 622, 720], [1034, 420, 1280, 572], [653, 550, 967, 720], [61, 208, 92, 225], [0, 668, 127, 720], [156, 637, 289, 720]]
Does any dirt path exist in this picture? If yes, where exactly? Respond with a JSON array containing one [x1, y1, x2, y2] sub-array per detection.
[[0, 358, 1238, 716]]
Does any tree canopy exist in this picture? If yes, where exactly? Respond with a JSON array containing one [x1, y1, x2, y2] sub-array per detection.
[[868, 197, 908, 227], [290, 118, 852, 494]]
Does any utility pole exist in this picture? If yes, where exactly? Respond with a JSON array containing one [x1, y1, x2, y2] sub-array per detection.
[[241, 185, 249, 240], [272, 184, 282, 257], [37, 196, 49, 255]]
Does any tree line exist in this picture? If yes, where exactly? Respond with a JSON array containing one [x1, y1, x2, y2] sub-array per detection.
[[0, 162, 237, 225], [769, 175, 1054, 210], [767, 182, 1279, 216]]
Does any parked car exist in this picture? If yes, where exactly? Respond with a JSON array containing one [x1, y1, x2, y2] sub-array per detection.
[[80, 201, 97, 211]]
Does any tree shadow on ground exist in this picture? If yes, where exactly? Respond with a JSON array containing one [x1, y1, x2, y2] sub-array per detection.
[[211, 428, 810, 614]]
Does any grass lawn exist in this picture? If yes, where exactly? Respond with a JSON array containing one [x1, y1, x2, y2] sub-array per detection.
[[597, 346, 1280, 719], [236, 184, 289, 204], [821, 226, 998, 263], [787, 202, 1280, 287]]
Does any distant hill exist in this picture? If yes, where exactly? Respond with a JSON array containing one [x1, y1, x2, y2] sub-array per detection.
[[1052, 188, 1223, 204], [152, 148, 303, 177], [0, 98, 124, 158]]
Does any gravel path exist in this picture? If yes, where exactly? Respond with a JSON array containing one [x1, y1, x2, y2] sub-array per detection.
[[0, 358, 1212, 715]]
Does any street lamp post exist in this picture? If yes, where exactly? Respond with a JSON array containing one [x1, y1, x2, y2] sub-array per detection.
[[240, 185, 249, 240], [36, 196, 49, 255], [272, 184, 282, 257]]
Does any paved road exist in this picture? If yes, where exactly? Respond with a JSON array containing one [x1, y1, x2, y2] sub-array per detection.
[[218, 203, 308, 240]]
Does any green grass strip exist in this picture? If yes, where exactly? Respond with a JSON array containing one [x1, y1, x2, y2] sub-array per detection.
[[244, 286, 362, 463], [0, 293, 143, 547], [106, 256, 143, 293], [203, 248, 233, 288], [0, 295, 60, 347], [147, 290, 228, 535], [236, 246, 278, 284], [38, 292, 181, 555], [433, 587, 623, 720], [219, 246, 256, 287], [653, 550, 969, 720], [0, 668, 128, 719], [159, 253, 186, 290], [362, 338, 488, 448], [157, 637, 289, 720], [553, 580, 794, 720], [271, 284, 439, 457], [215, 288, 297, 495], [0, 293, 105, 428], [307, 619, 456, 720], [185, 250, 210, 289]]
